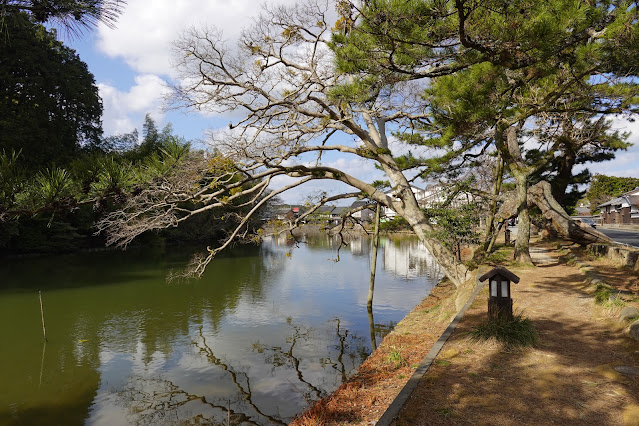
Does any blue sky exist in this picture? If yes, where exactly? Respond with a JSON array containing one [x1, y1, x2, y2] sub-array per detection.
[[63, 0, 639, 203]]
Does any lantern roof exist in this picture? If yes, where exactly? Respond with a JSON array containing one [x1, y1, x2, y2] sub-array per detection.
[[479, 266, 520, 284]]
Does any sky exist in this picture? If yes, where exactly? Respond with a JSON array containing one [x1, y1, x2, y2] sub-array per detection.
[[64, 0, 639, 203]]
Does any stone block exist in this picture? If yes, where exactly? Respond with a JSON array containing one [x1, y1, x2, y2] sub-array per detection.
[[630, 320, 639, 343], [619, 307, 639, 322]]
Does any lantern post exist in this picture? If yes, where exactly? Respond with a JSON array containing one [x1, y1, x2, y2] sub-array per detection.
[[479, 266, 520, 321]]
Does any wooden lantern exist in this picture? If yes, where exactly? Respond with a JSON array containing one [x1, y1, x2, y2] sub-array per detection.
[[479, 266, 520, 321]]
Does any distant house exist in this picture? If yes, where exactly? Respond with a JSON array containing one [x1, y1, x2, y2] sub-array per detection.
[[383, 185, 428, 218], [271, 205, 305, 221], [330, 206, 350, 224], [350, 200, 374, 222], [382, 184, 473, 218], [597, 187, 639, 225], [574, 201, 591, 216], [307, 205, 335, 223]]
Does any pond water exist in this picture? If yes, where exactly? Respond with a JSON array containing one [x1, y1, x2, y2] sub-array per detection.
[[0, 234, 443, 425]]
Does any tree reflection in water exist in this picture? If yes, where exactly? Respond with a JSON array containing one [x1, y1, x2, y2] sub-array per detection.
[[117, 375, 255, 425], [0, 236, 441, 424], [194, 326, 287, 425], [112, 317, 370, 425], [114, 325, 287, 425], [251, 317, 370, 414]]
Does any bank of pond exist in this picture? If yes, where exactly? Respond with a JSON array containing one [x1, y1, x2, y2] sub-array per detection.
[[0, 234, 442, 425]]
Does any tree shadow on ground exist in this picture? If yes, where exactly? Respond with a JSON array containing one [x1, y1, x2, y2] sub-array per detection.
[[394, 301, 639, 425]]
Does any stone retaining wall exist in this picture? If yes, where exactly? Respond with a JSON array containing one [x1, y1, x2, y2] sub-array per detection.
[[589, 244, 639, 271], [573, 245, 639, 345]]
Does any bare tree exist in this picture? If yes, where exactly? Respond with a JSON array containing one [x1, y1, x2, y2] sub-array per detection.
[[98, 0, 630, 285], [97, 0, 473, 286]]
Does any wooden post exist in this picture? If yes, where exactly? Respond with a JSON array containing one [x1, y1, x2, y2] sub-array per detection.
[[488, 295, 514, 321], [39, 291, 47, 342], [367, 306, 377, 351], [39, 341, 46, 388], [367, 203, 380, 311]]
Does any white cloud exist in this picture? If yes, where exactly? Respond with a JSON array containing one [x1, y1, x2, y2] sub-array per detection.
[[266, 155, 385, 204], [96, 0, 296, 76], [583, 116, 639, 178], [99, 74, 171, 135]]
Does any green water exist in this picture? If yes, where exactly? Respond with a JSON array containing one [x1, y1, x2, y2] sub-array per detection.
[[0, 235, 442, 425]]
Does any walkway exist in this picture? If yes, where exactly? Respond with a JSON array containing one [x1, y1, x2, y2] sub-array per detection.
[[392, 245, 639, 425]]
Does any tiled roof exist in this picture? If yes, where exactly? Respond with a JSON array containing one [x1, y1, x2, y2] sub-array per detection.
[[597, 197, 623, 208]]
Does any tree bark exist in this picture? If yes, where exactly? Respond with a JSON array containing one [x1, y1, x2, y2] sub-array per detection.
[[481, 154, 504, 253], [368, 204, 380, 311], [528, 181, 612, 245], [485, 220, 506, 254], [512, 169, 533, 264], [496, 180, 612, 246]]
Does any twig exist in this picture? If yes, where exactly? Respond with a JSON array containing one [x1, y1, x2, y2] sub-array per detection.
[[39, 291, 47, 342]]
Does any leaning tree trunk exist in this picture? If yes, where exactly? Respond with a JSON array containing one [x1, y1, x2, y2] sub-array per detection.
[[374, 151, 472, 288], [392, 184, 471, 288], [481, 154, 504, 253], [496, 180, 612, 247], [528, 181, 612, 245], [486, 220, 506, 254]]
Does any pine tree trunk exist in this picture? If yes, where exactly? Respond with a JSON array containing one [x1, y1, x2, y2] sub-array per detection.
[[481, 154, 504, 252], [528, 181, 612, 245], [495, 181, 612, 246], [486, 220, 506, 253], [513, 170, 533, 264]]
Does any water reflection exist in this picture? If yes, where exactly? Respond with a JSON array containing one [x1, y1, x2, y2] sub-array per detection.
[[0, 235, 442, 425], [382, 238, 443, 279]]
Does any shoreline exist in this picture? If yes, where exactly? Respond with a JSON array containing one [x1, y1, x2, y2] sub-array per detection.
[[291, 271, 478, 425], [294, 241, 639, 425]]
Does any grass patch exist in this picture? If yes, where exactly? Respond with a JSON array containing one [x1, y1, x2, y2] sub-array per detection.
[[422, 304, 441, 315], [486, 249, 510, 264], [594, 284, 627, 308], [604, 297, 625, 309], [509, 261, 537, 269], [439, 309, 455, 321], [435, 360, 452, 367], [470, 313, 538, 347], [594, 284, 612, 304], [434, 407, 453, 417], [386, 346, 408, 368]]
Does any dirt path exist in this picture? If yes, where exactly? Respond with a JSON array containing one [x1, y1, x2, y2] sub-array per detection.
[[394, 245, 639, 425]]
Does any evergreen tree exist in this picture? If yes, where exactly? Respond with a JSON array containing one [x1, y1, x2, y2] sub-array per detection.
[[331, 0, 639, 261], [527, 114, 630, 214], [0, 0, 125, 36], [0, 13, 103, 171], [586, 175, 639, 212], [94, 0, 637, 283]]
